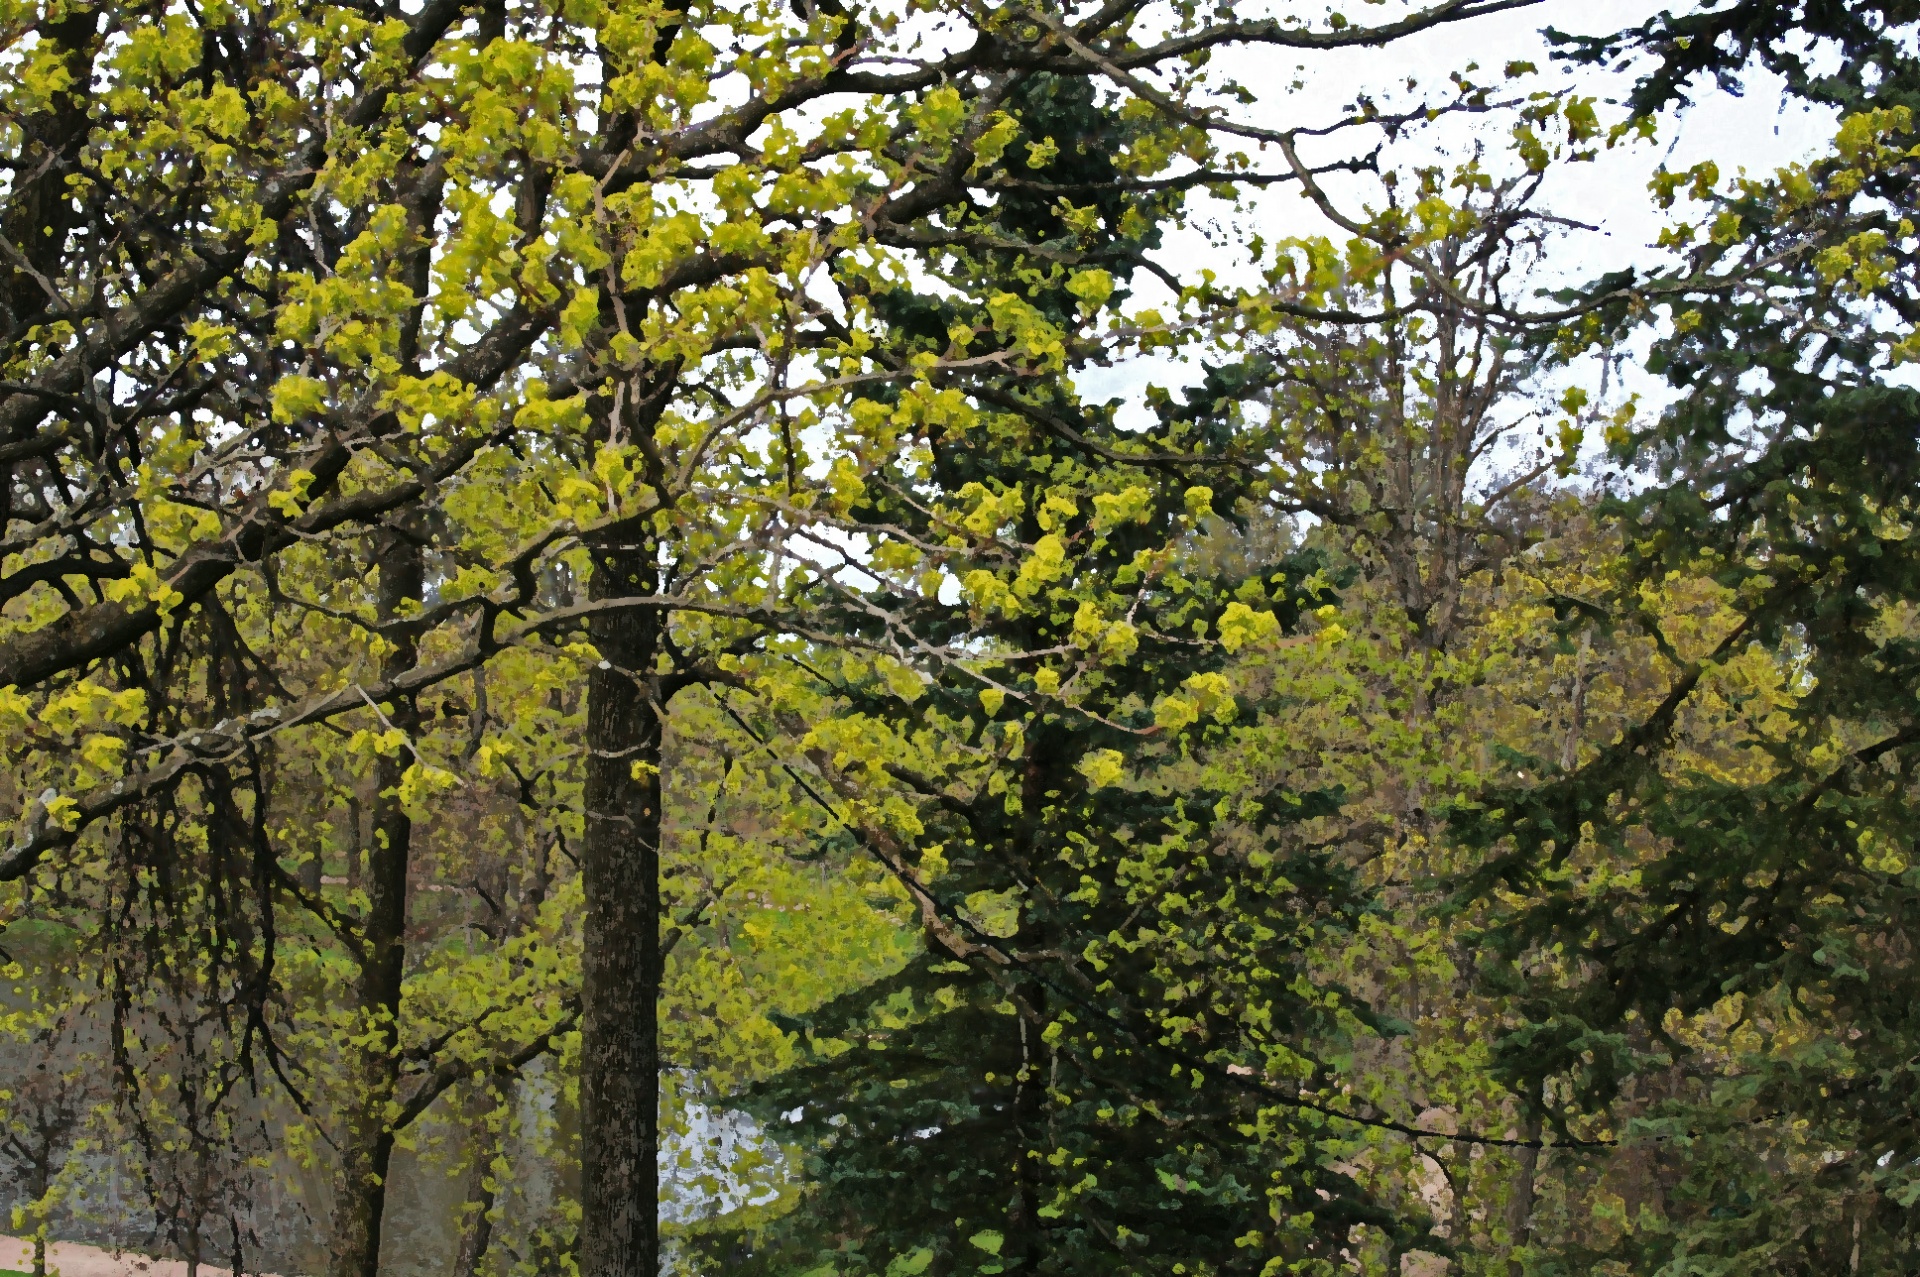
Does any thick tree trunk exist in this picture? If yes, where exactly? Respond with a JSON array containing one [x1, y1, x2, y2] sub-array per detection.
[[0, 4, 98, 540], [0, 7, 95, 335], [578, 530, 663, 1277], [327, 531, 423, 1277]]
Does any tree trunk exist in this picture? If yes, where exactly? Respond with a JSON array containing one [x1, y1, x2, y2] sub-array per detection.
[[327, 531, 423, 1277], [345, 792, 363, 894], [1502, 632, 1585, 1276], [453, 1088, 503, 1277], [1562, 628, 1590, 773], [0, 6, 94, 333], [1504, 1115, 1541, 1277], [26, 1128, 50, 1277], [579, 529, 663, 1277]]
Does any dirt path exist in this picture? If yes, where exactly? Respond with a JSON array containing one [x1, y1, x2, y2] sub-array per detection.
[[0, 1235, 271, 1277]]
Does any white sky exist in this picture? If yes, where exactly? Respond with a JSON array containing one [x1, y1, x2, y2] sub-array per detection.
[[1267, 0, 1835, 266], [1081, 0, 1844, 450]]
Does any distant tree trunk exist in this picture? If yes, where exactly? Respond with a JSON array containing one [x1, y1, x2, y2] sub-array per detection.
[[327, 530, 423, 1277], [1505, 639, 1587, 1276], [578, 527, 663, 1277], [1504, 1109, 1541, 1277], [27, 1144, 46, 1277], [182, 1137, 209, 1277], [453, 1163, 498, 1277], [453, 1088, 503, 1277], [23, 1118, 53, 1277], [1562, 628, 1590, 773], [345, 792, 363, 895]]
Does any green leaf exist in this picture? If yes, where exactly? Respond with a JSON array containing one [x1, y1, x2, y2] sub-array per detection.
[[887, 1247, 935, 1275]]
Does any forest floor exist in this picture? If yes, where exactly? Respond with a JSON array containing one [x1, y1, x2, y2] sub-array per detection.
[[0, 1236, 263, 1277]]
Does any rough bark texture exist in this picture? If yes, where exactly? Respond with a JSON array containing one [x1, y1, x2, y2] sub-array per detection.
[[327, 532, 423, 1277], [579, 529, 663, 1277], [0, 7, 96, 338]]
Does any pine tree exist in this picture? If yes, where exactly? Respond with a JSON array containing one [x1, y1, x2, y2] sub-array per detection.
[[1458, 92, 1920, 1277]]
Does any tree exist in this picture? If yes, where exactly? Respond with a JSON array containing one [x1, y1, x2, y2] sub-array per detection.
[[0, 983, 93, 1277], [1458, 100, 1920, 1273], [1548, 0, 1920, 119], [691, 112, 1613, 1275], [3, 1, 1555, 1274], [703, 347, 1407, 1276]]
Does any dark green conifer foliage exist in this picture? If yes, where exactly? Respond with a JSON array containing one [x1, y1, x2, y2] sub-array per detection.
[[703, 108, 1433, 1254], [720, 434, 1406, 1275], [1550, 1, 1920, 117], [1457, 34, 1920, 1274]]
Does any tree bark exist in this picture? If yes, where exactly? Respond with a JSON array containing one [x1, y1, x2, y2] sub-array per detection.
[[1505, 1115, 1541, 1277], [327, 530, 423, 1277], [453, 1087, 503, 1277], [1502, 633, 1586, 1276], [0, 6, 95, 336], [1003, 721, 1059, 1274], [579, 528, 663, 1277]]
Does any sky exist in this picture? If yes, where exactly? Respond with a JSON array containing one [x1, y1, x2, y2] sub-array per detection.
[[1081, 0, 1845, 451], [1198, 0, 1839, 271], [899, 0, 1842, 264]]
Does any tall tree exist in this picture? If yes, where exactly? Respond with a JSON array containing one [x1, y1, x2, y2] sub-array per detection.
[[1458, 101, 1920, 1273], [707, 347, 1406, 1277], [3, 0, 1558, 1273]]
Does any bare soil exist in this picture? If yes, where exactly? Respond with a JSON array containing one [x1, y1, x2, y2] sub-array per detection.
[[0, 1235, 275, 1277]]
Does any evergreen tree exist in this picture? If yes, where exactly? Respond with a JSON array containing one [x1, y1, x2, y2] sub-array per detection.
[[1459, 96, 1920, 1276], [699, 168, 1450, 1264]]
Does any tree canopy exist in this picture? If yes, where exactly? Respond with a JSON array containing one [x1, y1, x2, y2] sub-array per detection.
[[5, 0, 1920, 1276]]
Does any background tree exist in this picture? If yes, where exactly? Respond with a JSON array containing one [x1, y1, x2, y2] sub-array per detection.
[[19, 2, 1911, 1276], [1458, 84, 1920, 1277], [0, 0, 1553, 1273]]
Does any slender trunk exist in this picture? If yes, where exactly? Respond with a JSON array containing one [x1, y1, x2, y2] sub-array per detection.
[[346, 793, 363, 894], [453, 1090, 503, 1277], [184, 1133, 210, 1277], [1562, 628, 1590, 772], [328, 531, 423, 1277], [579, 530, 663, 1277], [1002, 721, 1059, 1273], [1504, 1113, 1540, 1277], [1447, 1146, 1471, 1244], [27, 1137, 49, 1277], [1501, 635, 1586, 1276]]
